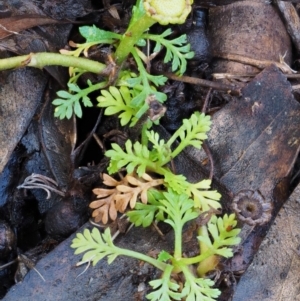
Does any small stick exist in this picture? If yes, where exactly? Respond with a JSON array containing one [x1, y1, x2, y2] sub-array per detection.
[[201, 88, 212, 114], [214, 52, 296, 74], [151, 222, 165, 239], [93, 133, 104, 150], [0, 258, 17, 270], [160, 71, 242, 96], [214, 72, 300, 80]]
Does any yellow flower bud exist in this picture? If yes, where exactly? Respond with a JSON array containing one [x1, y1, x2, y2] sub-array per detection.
[[143, 0, 193, 25]]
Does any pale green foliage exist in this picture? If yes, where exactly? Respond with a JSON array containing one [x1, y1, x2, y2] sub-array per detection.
[[97, 86, 139, 126], [107, 111, 210, 171], [70, 4, 240, 300], [105, 139, 152, 176], [157, 190, 199, 228], [147, 266, 182, 301], [128, 189, 197, 230], [126, 48, 168, 121], [188, 180, 222, 211], [106, 112, 221, 210], [143, 28, 194, 74], [71, 227, 120, 266], [52, 0, 194, 123], [166, 112, 211, 157], [198, 214, 241, 258], [127, 189, 165, 227], [53, 81, 106, 119], [181, 274, 221, 301], [146, 130, 170, 164], [72, 189, 241, 301]]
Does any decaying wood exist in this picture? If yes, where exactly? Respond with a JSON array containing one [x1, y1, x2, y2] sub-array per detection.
[[232, 184, 300, 301], [209, 1, 292, 75], [276, 1, 300, 54], [3, 65, 300, 301], [185, 65, 300, 299], [0, 68, 48, 175]]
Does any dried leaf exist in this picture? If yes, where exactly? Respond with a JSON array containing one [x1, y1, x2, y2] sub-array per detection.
[[92, 188, 116, 198], [0, 15, 60, 39], [115, 193, 132, 212], [102, 173, 123, 186], [90, 173, 163, 224]]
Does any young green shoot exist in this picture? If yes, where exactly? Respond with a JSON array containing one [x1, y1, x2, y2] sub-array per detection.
[[71, 111, 241, 301]]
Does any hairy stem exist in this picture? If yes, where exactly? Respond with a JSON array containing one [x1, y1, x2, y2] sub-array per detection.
[[0, 53, 106, 74], [114, 1, 155, 65]]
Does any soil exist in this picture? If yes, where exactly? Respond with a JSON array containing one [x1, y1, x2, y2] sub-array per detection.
[[1, 1, 300, 300]]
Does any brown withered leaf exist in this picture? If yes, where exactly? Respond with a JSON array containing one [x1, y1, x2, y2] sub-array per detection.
[[90, 173, 164, 224], [0, 15, 60, 39], [116, 174, 164, 209], [90, 189, 118, 224], [90, 174, 123, 224]]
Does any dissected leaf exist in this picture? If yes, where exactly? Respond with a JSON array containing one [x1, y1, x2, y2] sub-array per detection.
[[91, 173, 163, 224]]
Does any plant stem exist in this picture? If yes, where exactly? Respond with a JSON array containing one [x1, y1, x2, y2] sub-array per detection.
[[196, 225, 219, 276], [114, 245, 168, 271], [173, 224, 182, 260], [0, 53, 106, 74], [179, 249, 216, 266], [114, 2, 155, 65]]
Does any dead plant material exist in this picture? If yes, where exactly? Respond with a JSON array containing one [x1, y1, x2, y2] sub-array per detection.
[[209, 1, 292, 76], [90, 173, 164, 224], [160, 71, 242, 96], [214, 53, 296, 75]]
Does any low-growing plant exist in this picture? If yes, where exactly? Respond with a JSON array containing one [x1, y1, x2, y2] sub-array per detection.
[[54, 0, 195, 125], [0, 0, 195, 128], [71, 112, 241, 301], [0, 0, 242, 299]]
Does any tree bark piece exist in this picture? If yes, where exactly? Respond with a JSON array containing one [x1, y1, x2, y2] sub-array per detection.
[[232, 184, 300, 301]]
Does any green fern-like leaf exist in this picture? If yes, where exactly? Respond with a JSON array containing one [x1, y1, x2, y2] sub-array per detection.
[[147, 265, 182, 301], [197, 214, 241, 258], [163, 171, 190, 195], [71, 227, 120, 266], [167, 112, 211, 159], [97, 86, 139, 126], [53, 81, 105, 119], [143, 29, 195, 74], [105, 139, 155, 176], [188, 180, 222, 211], [128, 47, 168, 121], [158, 190, 198, 230], [146, 130, 171, 164], [127, 189, 165, 227], [181, 276, 220, 301]]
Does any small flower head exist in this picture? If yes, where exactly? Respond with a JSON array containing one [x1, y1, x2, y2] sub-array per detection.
[[232, 190, 273, 226], [144, 0, 193, 25]]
